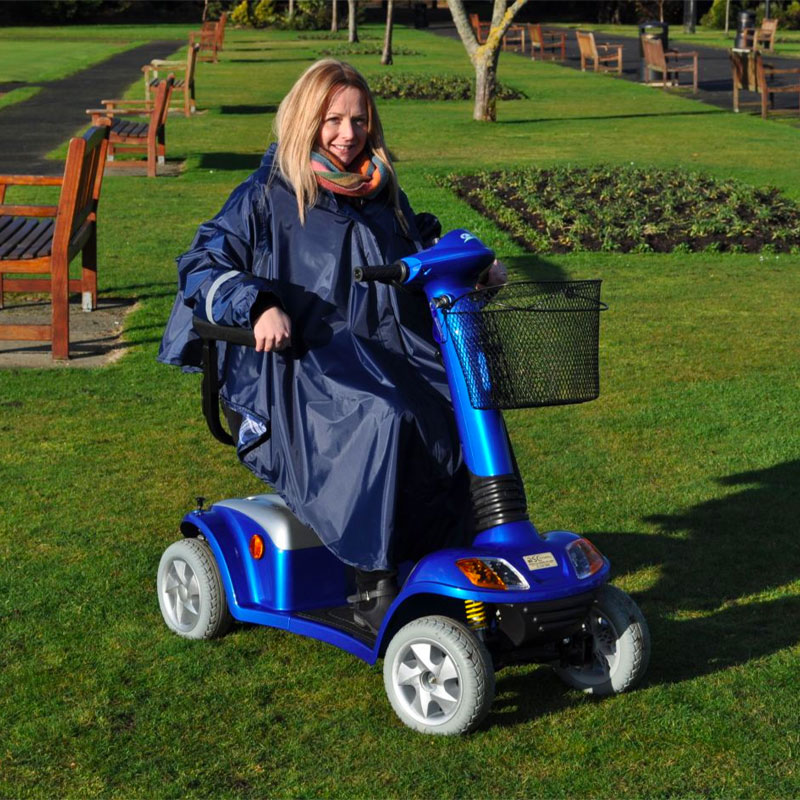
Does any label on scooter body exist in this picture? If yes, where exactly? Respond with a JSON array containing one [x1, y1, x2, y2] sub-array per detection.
[[523, 553, 558, 570]]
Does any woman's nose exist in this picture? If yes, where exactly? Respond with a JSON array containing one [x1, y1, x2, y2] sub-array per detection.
[[338, 118, 354, 141]]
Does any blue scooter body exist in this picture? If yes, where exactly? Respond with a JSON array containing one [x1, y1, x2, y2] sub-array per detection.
[[177, 230, 612, 665]]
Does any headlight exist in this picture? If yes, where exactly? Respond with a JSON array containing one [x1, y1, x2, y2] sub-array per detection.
[[566, 538, 605, 579], [456, 557, 530, 590]]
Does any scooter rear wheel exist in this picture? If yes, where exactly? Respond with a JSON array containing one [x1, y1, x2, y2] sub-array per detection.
[[555, 584, 650, 695], [157, 538, 232, 640], [384, 615, 494, 735]]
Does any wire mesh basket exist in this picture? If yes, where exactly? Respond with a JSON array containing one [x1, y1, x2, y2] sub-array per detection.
[[443, 281, 607, 410]]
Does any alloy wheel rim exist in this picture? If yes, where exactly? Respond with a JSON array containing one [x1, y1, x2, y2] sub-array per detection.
[[392, 637, 462, 725], [162, 558, 201, 631]]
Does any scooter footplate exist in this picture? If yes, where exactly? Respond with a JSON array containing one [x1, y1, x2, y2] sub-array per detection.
[[295, 606, 376, 646]]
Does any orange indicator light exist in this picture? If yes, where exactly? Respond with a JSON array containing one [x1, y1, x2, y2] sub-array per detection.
[[249, 534, 265, 560], [456, 558, 507, 590]]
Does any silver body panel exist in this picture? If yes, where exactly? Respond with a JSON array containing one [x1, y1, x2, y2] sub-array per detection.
[[215, 494, 325, 551]]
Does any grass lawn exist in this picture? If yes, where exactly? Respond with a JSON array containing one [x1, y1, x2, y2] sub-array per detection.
[[1, 23, 799, 799]]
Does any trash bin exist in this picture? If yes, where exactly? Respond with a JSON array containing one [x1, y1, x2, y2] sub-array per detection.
[[638, 21, 669, 56], [735, 10, 756, 49], [639, 21, 669, 82]]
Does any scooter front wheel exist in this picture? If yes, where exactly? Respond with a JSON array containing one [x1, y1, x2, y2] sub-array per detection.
[[157, 538, 232, 640], [384, 615, 495, 735], [555, 584, 650, 695]]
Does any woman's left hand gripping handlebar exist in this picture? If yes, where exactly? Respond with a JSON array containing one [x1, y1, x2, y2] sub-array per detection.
[[253, 306, 292, 352]]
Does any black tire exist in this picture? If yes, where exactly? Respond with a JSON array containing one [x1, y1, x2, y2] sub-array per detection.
[[383, 615, 495, 735], [157, 538, 232, 640], [555, 584, 650, 695]]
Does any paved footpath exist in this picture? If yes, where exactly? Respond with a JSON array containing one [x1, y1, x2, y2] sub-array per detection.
[[429, 22, 800, 116], [0, 41, 178, 175]]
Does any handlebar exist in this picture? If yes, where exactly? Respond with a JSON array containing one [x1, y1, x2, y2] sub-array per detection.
[[353, 262, 408, 284]]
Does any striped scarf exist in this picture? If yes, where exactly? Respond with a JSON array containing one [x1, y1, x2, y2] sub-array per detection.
[[311, 149, 389, 199]]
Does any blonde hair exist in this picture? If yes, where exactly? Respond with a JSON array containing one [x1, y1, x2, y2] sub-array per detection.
[[273, 59, 404, 227]]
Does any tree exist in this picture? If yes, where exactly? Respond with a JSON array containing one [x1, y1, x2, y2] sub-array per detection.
[[348, 0, 358, 43], [331, 0, 338, 32], [382, 0, 394, 65], [447, 0, 529, 122]]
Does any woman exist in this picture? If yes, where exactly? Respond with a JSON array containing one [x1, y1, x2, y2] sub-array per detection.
[[160, 59, 495, 633]]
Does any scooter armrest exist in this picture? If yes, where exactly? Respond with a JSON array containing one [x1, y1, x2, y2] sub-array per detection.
[[192, 317, 257, 348], [191, 317, 256, 447]]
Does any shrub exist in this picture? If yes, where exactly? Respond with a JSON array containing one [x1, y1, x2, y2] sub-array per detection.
[[230, 0, 251, 26], [368, 73, 525, 102], [252, 0, 278, 28]]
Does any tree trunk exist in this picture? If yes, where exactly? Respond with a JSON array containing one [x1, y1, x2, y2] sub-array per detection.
[[382, 0, 394, 65], [331, 0, 338, 33], [447, 0, 530, 122], [725, 0, 730, 35], [683, 0, 696, 34], [348, 0, 358, 43], [202, 0, 209, 22], [473, 50, 499, 122], [288, 0, 295, 22]]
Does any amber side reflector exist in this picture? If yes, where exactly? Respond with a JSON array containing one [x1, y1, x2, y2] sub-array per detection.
[[456, 558, 506, 590], [249, 534, 265, 560]]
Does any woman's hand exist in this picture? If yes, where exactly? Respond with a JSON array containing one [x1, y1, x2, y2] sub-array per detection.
[[253, 306, 292, 352], [477, 259, 508, 289]]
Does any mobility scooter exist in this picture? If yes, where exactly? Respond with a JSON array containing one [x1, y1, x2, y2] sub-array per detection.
[[157, 229, 650, 735]]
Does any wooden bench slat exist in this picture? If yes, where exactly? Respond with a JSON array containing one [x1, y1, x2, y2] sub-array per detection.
[[17, 219, 55, 259], [8, 219, 53, 260], [0, 217, 37, 259]]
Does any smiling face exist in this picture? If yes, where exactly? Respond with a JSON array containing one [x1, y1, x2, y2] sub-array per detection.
[[316, 85, 369, 167]]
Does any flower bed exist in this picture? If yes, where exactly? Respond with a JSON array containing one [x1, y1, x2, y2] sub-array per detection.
[[443, 166, 800, 253]]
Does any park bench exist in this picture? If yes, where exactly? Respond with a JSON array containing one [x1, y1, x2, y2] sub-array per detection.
[[87, 76, 175, 178], [468, 13, 525, 51], [730, 49, 800, 118], [755, 50, 800, 118], [754, 18, 779, 52], [143, 43, 200, 117], [190, 12, 227, 63], [641, 34, 698, 94], [502, 24, 526, 53], [576, 31, 623, 74], [469, 13, 490, 44], [528, 23, 566, 61], [0, 125, 109, 360]]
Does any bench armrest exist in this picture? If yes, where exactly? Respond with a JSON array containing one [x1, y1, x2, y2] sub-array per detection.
[[0, 204, 58, 217], [99, 98, 154, 107], [0, 175, 62, 187], [763, 66, 800, 75]]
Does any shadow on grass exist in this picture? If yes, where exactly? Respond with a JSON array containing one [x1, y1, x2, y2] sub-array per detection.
[[498, 109, 723, 125], [220, 104, 278, 115], [226, 56, 312, 64], [199, 152, 263, 171], [586, 459, 800, 687], [486, 460, 800, 729], [504, 254, 569, 281]]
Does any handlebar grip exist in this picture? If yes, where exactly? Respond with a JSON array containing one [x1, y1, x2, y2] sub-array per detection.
[[192, 316, 256, 348], [353, 262, 408, 283]]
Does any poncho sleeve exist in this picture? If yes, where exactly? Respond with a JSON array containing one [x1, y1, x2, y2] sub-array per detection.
[[157, 166, 282, 367], [178, 172, 281, 328]]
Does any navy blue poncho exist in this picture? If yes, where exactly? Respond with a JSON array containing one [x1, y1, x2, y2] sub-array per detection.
[[159, 145, 469, 570]]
